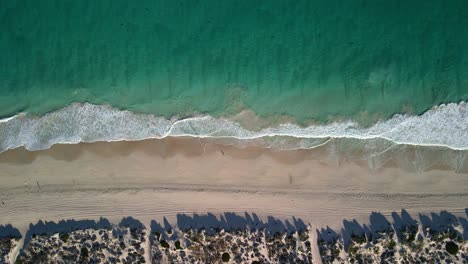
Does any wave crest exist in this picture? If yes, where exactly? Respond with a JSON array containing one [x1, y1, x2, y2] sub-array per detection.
[[0, 102, 467, 152]]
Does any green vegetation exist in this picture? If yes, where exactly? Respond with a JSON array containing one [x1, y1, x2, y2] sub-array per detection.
[[331, 247, 341, 257], [445, 241, 459, 255], [221, 252, 230, 262], [347, 244, 359, 255], [15, 228, 148, 263], [386, 239, 396, 249], [153, 232, 160, 240], [190, 233, 203, 243], [406, 232, 416, 243], [130, 229, 138, 240], [80, 247, 89, 259], [160, 240, 169, 249], [59, 233, 69, 243], [373, 247, 380, 254], [175, 241, 182, 250], [351, 234, 366, 244]]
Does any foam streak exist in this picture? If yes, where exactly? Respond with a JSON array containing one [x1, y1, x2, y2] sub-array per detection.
[[0, 102, 467, 152]]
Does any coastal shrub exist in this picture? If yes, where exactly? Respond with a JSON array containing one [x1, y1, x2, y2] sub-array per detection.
[[80, 247, 89, 258], [221, 252, 230, 262], [445, 241, 458, 255], [59, 233, 69, 243], [15, 258, 27, 264], [331, 247, 341, 258], [130, 229, 138, 240], [160, 240, 169, 248], [347, 244, 359, 255], [386, 239, 396, 249], [153, 231, 160, 240], [175, 240, 182, 250], [406, 232, 416, 243], [351, 234, 366, 244]]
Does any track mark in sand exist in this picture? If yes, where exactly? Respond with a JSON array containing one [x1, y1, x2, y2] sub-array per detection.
[[318, 217, 338, 228], [338, 187, 362, 200], [357, 191, 367, 200], [337, 190, 415, 205], [378, 192, 398, 202]]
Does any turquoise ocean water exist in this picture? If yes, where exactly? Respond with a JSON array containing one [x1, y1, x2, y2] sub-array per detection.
[[1, 0, 468, 156], [2, 0, 468, 120]]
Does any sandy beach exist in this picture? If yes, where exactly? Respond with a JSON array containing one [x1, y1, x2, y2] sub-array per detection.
[[0, 137, 466, 229], [0, 138, 467, 263]]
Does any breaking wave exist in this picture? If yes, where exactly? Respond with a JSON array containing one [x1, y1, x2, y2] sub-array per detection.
[[0, 102, 467, 153]]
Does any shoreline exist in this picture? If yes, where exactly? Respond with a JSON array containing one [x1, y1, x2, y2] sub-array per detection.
[[1, 101, 467, 153]]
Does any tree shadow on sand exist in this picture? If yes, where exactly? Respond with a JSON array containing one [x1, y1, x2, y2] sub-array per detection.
[[317, 209, 468, 249], [22, 217, 112, 246], [0, 224, 21, 239], [150, 212, 307, 236]]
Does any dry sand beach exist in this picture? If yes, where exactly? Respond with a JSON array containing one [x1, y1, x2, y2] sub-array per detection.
[[0, 138, 466, 229]]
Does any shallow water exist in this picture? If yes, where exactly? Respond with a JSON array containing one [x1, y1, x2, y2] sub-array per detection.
[[0, 102, 467, 155], [1, 0, 468, 122]]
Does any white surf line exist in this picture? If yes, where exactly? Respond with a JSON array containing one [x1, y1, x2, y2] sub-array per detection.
[[1, 101, 467, 152], [0, 115, 17, 123]]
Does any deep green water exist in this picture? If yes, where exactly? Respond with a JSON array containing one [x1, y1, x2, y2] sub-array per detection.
[[1, 0, 468, 123]]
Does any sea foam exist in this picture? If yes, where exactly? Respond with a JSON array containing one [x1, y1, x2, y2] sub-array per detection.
[[0, 102, 467, 153]]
